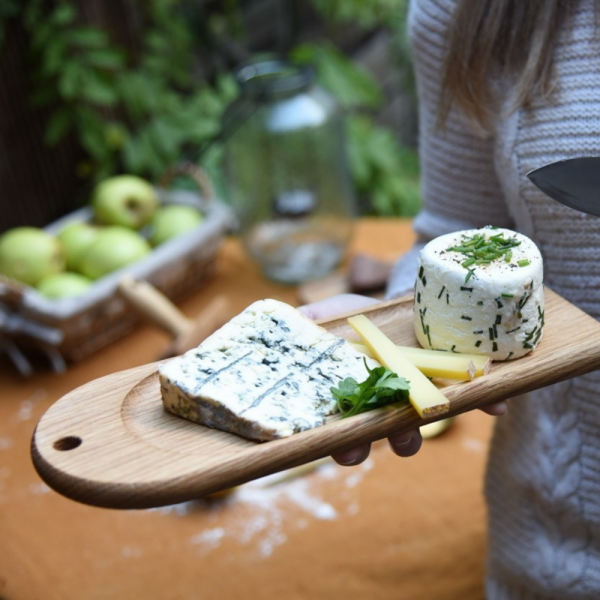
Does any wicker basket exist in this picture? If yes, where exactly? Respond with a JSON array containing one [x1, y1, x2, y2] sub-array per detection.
[[0, 164, 234, 362]]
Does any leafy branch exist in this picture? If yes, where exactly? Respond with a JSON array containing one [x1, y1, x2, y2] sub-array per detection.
[[12, 0, 238, 182], [292, 40, 420, 217], [0, 0, 420, 216]]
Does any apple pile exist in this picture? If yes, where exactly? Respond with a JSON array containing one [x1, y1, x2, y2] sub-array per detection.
[[0, 175, 204, 300]]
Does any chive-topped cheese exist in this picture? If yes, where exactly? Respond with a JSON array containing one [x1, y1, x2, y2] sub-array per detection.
[[413, 227, 544, 360]]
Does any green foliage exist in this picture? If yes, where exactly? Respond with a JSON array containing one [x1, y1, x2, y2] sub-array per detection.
[[8, 0, 238, 182], [310, 0, 406, 31], [348, 115, 421, 217], [310, 0, 416, 100], [292, 40, 421, 217], [292, 42, 383, 111], [0, 0, 419, 216]]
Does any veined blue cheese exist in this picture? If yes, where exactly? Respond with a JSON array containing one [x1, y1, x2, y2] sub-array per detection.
[[159, 299, 378, 441], [414, 227, 544, 361]]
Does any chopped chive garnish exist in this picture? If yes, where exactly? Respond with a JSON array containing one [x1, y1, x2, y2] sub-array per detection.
[[518, 293, 530, 309], [475, 340, 482, 347], [438, 285, 446, 299], [492, 342, 498, 352], [501, 293, 514, 298], [461, 315, 472, 321], [517, 259, 530, 267], [447, 230, 521, 282], [419, 310, 427, 335]]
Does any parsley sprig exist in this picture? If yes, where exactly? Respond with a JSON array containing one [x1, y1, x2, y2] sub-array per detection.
[[331, 359, 410, 418], [447, 230, 522, 282]]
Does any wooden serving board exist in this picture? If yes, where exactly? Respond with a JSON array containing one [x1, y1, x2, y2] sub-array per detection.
[[31, 289, 600, 510]]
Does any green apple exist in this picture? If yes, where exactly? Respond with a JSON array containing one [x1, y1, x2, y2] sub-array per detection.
[[36, 272, 93, 299], [148, 204, 204, 246], [57, 221, 101, 272], [79, 226, 151, 279], [91, 175, 158, 229], [0, 227, 64, 286]]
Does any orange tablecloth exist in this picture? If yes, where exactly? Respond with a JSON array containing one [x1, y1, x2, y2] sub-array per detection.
[[0, 218, 493, 600]]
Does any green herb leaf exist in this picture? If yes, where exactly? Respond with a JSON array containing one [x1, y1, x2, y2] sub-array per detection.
[[331, 359, 410, 418]]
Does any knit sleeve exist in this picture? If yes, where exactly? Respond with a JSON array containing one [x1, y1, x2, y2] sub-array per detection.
[[386, 0, 514, 299]]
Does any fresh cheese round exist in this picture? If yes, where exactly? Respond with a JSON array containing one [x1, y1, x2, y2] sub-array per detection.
[[413, 227, 544, 361]]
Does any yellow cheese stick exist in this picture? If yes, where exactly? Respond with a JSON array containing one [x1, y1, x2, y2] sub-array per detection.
[[348, 314, 450, 418], [350, 342, 491, 381]]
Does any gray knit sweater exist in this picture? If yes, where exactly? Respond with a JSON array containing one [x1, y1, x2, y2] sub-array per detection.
[[386, 0, 600, 598]]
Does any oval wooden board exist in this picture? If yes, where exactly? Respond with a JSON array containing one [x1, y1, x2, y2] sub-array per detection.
[[31, 289, 600, 509]]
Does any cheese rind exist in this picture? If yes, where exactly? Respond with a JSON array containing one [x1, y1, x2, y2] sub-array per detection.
[[350, 341, 491, 381], [348, 314, 450, 418], [414, 228, 544, 360], [159, 299, 379, 441]]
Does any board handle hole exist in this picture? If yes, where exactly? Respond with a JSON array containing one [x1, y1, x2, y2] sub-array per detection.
[[53, 436, 82, 451]]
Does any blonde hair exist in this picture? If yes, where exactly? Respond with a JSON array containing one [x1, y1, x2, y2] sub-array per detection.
[[440, 0, 577, 133]]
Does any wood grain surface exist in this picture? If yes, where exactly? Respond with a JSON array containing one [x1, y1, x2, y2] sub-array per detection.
[[31, 287, 600, 509]]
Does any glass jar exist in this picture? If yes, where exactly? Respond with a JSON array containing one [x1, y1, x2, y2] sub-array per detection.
[[223, 58, 356, 284]]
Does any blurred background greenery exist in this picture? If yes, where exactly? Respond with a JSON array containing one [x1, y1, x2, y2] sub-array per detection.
[[0, 0, 420, 230]]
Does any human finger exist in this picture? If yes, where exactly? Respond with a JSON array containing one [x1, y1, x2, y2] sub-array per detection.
[[298, 294, 379, 321], [479, 400, 508, 416], [388, 429, 423, 457], [331, 442, 372, 466]]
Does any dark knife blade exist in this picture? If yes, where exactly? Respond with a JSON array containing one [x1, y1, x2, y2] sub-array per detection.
[[526, 157, 600, 217]]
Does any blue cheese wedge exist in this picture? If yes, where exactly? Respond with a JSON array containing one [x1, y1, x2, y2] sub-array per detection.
[[159, 299, 379, 441], [414, 227, 544, 360]]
